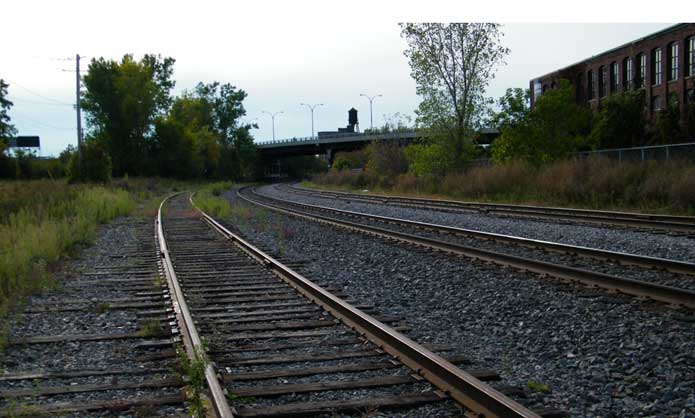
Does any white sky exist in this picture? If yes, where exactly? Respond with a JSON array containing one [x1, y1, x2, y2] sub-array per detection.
[[2, 0, 689, 156]]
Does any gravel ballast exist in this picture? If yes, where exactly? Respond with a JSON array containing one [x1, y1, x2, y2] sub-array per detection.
[[223, 186, 695, 417], [263, 184, 695, 263], [1, 215, 185, 416]]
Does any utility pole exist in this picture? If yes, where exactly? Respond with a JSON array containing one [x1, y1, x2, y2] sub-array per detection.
[[360, 93, 382, 131], [261, 110, 283, 141], [299, 103, 323, 140], [76, 54, 83, 158]]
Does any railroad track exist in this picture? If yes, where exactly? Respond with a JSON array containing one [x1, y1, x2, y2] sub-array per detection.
[[0, 218, 188, 417], [287, 183, 695, 236], [157, 193, 563, 417], [241, 186, 695, 310]]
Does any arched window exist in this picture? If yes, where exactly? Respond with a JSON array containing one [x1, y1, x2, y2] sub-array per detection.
[[652, 47, 662, 85], [598, 65, 606, 97], [668, 42, 679, 81], [587, 69, 595, 99], [623, 57, 633, 90]]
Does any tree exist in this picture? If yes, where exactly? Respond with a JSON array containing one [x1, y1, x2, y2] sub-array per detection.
[[491, 80, 593, 165], [489, 88, 530, 131], [0, 79, 18, 178], [0, 79, 16, 141], [400, 23, 509, 171], [81, 54, 175, 176], [652, 93, 682, 144], [589, 89, 647, 149], [152, 81, 257, 180]]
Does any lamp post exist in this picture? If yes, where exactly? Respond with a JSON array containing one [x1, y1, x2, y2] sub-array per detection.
[[261, 111, 283, 141], [299, 103, 323, 140], [360, 93, 382, 131]]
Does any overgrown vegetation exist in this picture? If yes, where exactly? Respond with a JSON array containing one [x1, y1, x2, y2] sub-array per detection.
[[312, 157, 695, 215], [193, 181, 234, 218], [177, 345, 207, 418], [0, 181, 134, 316]]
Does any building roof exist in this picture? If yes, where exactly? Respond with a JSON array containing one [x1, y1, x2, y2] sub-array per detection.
[[532, 23, 688, 81]]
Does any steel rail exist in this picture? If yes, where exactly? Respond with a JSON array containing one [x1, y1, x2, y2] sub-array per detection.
[[260, 188, 695, 275], [241, 187, 695, 310], [289, 184, 695, 234], [156, 194, 235, 418], [190, 194, 540, 418]]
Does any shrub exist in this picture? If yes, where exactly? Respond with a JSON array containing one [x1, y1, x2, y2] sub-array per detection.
[[68, 141, 112, 183]]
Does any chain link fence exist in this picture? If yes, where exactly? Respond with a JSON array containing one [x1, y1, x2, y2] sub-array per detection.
[[575, 142, 695, 162]]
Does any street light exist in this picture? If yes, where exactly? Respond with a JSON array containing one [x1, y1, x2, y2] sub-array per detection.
[[360, 93, 382, 131], [261, 111, 284, 141], [299, 103, 324, 140]]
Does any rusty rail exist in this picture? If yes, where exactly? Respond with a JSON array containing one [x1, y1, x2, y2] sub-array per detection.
[[242, 187, 695, 310], [191, 193, 541, 418], [156, 194, 235, 418], [289, 183, 695, 235]]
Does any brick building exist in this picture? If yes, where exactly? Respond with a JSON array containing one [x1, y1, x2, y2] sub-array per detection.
[[530, 23, 695, 115]]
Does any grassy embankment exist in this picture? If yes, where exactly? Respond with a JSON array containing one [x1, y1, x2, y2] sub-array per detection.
[[192, 181, 234, 218], [0, 178, 198, 348], [310, 158, 695, 215]]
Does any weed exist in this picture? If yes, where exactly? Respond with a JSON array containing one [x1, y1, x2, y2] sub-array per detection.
[[177, 345, 207, 418], [137, 319, 166, 338], [151, 275, 164, 289], [227, 392, 256, 404], [91, 302, 110, 315], [527, 379, 551, 393]]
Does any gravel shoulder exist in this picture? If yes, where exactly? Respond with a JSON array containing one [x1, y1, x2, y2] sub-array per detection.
[[224, 186, 695, 418], [1, 215, 187, 417], [263, 184, 695, 263]]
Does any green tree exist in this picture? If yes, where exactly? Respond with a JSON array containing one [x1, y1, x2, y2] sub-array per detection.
[[400, 23, 509, 171], [81, 54, 175, 176], [0, 79, 18, 178], [0, 79, 16, 141], [489, 88, 530, 131], [652, 93, 682, 144], [492, 80, 593, 165], [67, 140, 112, 183], [589, 89, 647, 149]]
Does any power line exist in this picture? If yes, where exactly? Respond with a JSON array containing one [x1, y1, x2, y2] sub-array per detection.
[[11, 111, 75, 131], [9, 96, 73, 107], [2, 79, 73, 106]]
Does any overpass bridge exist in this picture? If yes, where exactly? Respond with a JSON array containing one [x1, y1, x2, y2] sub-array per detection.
[[256, 130, 420, 163]]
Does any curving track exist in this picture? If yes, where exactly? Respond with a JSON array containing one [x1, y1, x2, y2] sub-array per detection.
[[157, 193, 560, 417], [288, 183, 695, 236], [242, 186, 695, 310]]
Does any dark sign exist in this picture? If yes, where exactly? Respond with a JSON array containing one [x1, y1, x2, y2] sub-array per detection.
[[8, 136, 41, 148]]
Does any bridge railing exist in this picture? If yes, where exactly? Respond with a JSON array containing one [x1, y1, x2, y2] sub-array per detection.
[[256, 130, 420, 148]]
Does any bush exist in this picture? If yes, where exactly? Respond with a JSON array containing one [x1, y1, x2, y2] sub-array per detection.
[[68, 141, 112, 183], [312, 157, 695, 214], [0, 182, 134, 315]]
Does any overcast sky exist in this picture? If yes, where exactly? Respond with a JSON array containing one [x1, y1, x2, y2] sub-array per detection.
[[1, 1, 676, 156]]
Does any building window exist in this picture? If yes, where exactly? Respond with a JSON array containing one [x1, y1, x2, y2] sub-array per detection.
[[598, 66, 606, 97], [668, 42, 679, 81], [637, 53, 646, 87], [652, 48, 662, 85], [688, 37, 695, 77], [623, 57, 633, 90], [587, 70, 595, 99], [610, 62, 619, 93], [533, 80, 542, 98], [651, 95, 662, 111]]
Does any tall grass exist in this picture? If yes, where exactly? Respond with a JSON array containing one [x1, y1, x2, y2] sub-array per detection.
[[311, 157, 695, 215], [193, 181, 234, 219], [0, 181, 135, 316]]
